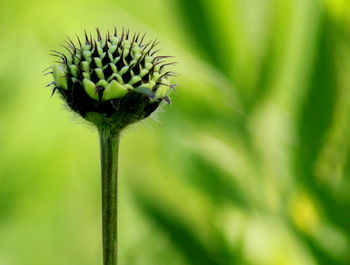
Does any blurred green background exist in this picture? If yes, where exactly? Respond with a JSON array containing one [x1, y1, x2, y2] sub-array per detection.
[[1, 0, 350, 264]]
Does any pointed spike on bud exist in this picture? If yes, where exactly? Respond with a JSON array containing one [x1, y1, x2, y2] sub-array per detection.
[[123, 40, 131, 49], [95, 68, 105, 79], [46, 81, 56, 87], [132, 46, 141, 54], [107, 73, 123, 83], [69, 65, 79, 78], [163, 96, 171, 104], [100, 52, 106, 60], [97, 46, 104, 56], [84, 29, 89, 44], [52, 65, 68, 90], [140, 69, 149, 77], [145, 56, 153, 63], [108, 45, 117, 54], [51, 86, 57, 97], [109, 63, 117, 73], [81, 61, 90, 72], [83, 79, 99, 100], [100, 38, 107, 48], [83, 51, 92, 61], [102, 80, 128, 101], [149, 80, 156, 87], [155, 85, 170, 98], [110, 36, 118, 45], [96, 79, 108, 88], [129, 76, 141, 85], [83, 44, 91, 51], [108, 52, 114, 63], [94, 57, 103, 68], [82, 72, 90, 79], [154, 64, 161, 72], [160, 77, 170, 87], [133, 53, 142, 61], [119, 66, 129, 76], [73, 53, 81, 65], [76, 34, 82, 49], [96, 27, 102, 40], [145, 62, 153, 70], [122, 49, 130, 59], [151, 72, 161, 82]]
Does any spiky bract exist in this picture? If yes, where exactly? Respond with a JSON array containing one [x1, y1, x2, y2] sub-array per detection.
[[48, 28, 176, 130]]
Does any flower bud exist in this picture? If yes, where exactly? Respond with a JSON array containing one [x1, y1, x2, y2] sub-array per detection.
[[48, 28, 177, 130]]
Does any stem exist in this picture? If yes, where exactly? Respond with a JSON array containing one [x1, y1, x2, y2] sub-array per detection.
[[98, 126, 120, 265]]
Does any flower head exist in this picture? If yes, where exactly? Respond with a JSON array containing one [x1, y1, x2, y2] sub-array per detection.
[[47, 28, 177, 130]]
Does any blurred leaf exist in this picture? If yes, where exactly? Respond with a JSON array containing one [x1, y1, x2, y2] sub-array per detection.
[[172, 0, 233, 79], [184, 151, 252, 208], [294, 12, 350, 264], [132, 190, 242, 265]]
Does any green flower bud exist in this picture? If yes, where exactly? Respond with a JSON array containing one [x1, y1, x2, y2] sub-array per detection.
[[47, 28, 177, 131]]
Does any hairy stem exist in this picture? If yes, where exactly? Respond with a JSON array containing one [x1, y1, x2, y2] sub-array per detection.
[[99, 126, 120, 265]]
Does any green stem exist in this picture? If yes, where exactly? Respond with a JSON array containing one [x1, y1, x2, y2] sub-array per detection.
[[98, 126, 120, 265]]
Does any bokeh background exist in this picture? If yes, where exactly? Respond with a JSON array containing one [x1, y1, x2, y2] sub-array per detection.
[[1, 0, 350, 264]]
